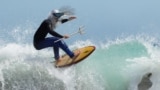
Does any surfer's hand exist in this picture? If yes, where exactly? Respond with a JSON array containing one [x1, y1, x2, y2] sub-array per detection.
[[63, 35, 69, 39], [68, 16, 76, 21]]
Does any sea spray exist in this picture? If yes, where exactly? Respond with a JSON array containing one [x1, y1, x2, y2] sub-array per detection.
[[0, 35, 160, 90]]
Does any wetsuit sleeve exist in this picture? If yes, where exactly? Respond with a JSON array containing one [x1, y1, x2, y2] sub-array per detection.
[[47, 21, 63, 38], [61, 19, 69, 23]]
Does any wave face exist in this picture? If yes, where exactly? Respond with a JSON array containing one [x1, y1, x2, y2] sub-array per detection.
[[1, 26, 160, 90]]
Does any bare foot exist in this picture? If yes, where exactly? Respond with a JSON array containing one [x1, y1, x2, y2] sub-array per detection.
[[55, 57, 62, 64], [72, 50, 80, 60]]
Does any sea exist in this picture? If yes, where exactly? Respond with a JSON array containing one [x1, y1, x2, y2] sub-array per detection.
[[1, 23, 160, 90]]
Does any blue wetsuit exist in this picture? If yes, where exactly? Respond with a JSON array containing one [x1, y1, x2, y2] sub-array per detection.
[[33, 19, 74, 60]]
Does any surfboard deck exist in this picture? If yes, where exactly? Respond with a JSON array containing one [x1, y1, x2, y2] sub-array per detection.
[[54, 46, 96, 68]]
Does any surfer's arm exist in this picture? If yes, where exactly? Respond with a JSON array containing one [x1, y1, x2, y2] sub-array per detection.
[[49, 29, 63, 38], [60, 16, 76, 23], [46, 22, 63, 38]]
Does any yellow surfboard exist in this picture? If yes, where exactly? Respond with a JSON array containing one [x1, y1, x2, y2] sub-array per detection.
[[55, 46, 96, 68]]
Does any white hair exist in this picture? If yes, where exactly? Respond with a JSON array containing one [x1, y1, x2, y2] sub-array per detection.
[[59, 6, 75, 15], [47, 11, 57, 29], [48, 10, 54, 19]]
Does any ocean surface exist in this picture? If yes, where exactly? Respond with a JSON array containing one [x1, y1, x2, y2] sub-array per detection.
[[1, 24, 160, 90]]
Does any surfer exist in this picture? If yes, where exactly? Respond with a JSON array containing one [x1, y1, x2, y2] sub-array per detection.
[[33, 9, 79, 62]]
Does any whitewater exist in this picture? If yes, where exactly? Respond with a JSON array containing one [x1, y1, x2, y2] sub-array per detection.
[[1, 26, 160, 90]]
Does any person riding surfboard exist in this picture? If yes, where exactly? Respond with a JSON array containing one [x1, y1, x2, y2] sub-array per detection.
[[33, 8, 79, 63]]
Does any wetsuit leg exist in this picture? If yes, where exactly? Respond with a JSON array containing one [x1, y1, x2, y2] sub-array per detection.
[[35, 37, 74, 59], [55, 40, 74, 59], [53, 46, 59, 60], [35, 37, 57, 49]]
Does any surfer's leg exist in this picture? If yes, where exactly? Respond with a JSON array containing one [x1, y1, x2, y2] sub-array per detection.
[[35, 37, 58, 49], [36, 37, 75, 58], [53, 46, 60, 60], [35, 37, 61, 59], [55, 40, 74, 58]]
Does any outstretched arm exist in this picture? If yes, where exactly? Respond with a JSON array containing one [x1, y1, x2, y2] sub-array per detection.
[[61, 16, 76, 23]]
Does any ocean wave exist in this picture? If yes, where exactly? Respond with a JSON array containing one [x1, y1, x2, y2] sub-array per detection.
[[0, 35, 160, 90]]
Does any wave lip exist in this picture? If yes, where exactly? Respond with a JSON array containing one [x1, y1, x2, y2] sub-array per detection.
[[0, 35, 160, 90]]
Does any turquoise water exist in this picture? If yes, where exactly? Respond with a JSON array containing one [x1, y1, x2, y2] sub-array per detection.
[[1, 26, 160, 90]]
